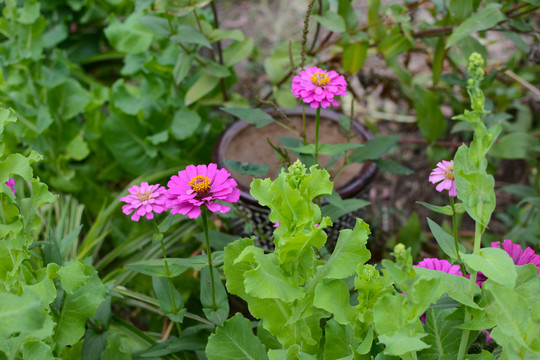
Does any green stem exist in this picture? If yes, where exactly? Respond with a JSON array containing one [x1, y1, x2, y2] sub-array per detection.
[[314, 106, 321, 165], [201, 207, 217, 310], [153, 220, 179, 318], [456, 221, 482, 360], [449, 197, 466, 276]]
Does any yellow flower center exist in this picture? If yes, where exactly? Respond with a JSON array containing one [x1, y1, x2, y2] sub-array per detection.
[[189, 175, 211, 194], [137, 191, 151, 202], [311, 72, 330, 87], [445, 164, 455, 180]]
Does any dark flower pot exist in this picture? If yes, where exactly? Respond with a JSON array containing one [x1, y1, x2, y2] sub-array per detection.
[[213, 106, 377, 248]]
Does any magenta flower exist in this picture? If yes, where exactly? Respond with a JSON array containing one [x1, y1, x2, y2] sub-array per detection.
[[166, 163, 240, 219], [5, 178, 15, 194], [414, 258, 462, 276], [120, 182, 167, 222], [291, 66, 347, 109], [429, 160, 457, 197]]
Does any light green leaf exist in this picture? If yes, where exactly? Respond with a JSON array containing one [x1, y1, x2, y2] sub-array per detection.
[[461, 247, 517, 288], [58, 260, 90, 294], [0, 291, 48, 342], [104, 14, 154, 54], [221, 107, 275, 128], [22, 341, 54, 360], [185, 73, 220, 105], [446, 4, 506, 48], [378, 333, 429, 356], [173, 52, 193, 84], [206, 313, 269, 360], [489, 132, 539, 160], [171, 108, 201, 140], [209, 28, 244, 42], [314, 279, 355, 325], [171, 25, 211, 48], [17, 1, 40, 25], [314, 11, 346, 33], [427, 218, 466, 260], [323, 219, 371, 279], [223, 38, 254, 66], [65, 133, 90, 161]]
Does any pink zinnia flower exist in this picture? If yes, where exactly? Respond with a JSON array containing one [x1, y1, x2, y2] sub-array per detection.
[[414, 258, 463, 276], [429, 160, 457, 197], [291, 66, 347, 109], [166, 163, 240, 219], [5, 178, 15, 194], [120, 182, 167, 222]]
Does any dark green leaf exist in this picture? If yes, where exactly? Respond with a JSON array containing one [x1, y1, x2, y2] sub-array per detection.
[[224, 160, 270, 177], [447, 4, 506, 48], [342, 41, 368, 73], [171, 25, 211, 48], [374, 159, 413, 175], [152, 277, 185, 323], [200, 268, 229, 326], [349, 135, 400, 163], [427, 218, 465, 260], [223, 38, 254, 66], [220, 107, 275, 128], [284, 142, 362, 156], [185, 73, 220, 105], [171, 108, 201, 140], [314, 12, 346, 33], [413, 86, 446, 141], [104, 14, 154, 54]]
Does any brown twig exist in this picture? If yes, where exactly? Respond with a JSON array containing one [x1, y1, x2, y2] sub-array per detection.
[[210, 1, 229, 101]]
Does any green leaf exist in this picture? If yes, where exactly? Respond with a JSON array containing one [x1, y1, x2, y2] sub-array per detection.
[[138, 14, 170, 37], [489, 132, 539, 160], [323, 219, 371, 279], [285, 143, 363, 156], [200, 268, 229, 326], [322, 191, 369, 221], [223, 38, 254, 66], [0, 291, 48, 342], [185, 73, 220, 105], [171, 25, 211, 48], [349, 136, 400, 163], [58, 260, 90, 294], [413, 87, 446, 142], [378, 31, 414, 59], [104, 14, 154, 54], [314, 279, 355, 325], [152, 277, 185, 323], [206, 313, 269, 360], [314, 11, 346, 33], [449, 0, 473, 20], [417, 202, 453, 216], [338, 0, 359, 30], [65, 133, 90, 161], [461, 248, 517, 288], [454, 170, 496, 226], [426, 218, 465, 260], [36, 107, 53, 134], [173, 52, 193, 84], [264, 42, 302, 84], [125, 259, 190, 278], [378, 333, 429, 356], [221, 107, 275, 128], [224, 160, 270, 177], [374, 159, 413, 175], [323, 319, 358, 359], [137, 336, 206, 357], [171, 108, 201, 140], [17, 1, 40, 25], [446, 4, 506, 48], [209, 28, 245, 42], [48, 79, 90, 120], [21, 341, 54, 360]]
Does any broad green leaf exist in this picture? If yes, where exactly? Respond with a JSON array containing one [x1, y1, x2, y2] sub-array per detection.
[[223, 38, 254, 66], [378, 333, 429, 356], [153, 0, 210, 17], [455, 170, 496, 226], [323, 219, 371, 279], [22, 341, 54, 360], [209, 28, 244, 42], [111, 80, 142, 116], [417, 202, 453, 216], [314, 279, 355, 325], [235, 247, 304, 302], [58, 260, 90, 294], [322, 191, 369, 221], [338, 0, 359, 30], [378, 31, 414, 59], [323, 319, 358, 360], [48, 79, 90, 120], [489, 132, 539, 160], [171, 25, 211, 48], [349, 136, 400, 163], [185, 73, 220, 105], [264, 41, 302, 84], [285, 143, 363, 156], [446, 4, 506, 48], [314, 11, 346, 33], [201, 268, 229, 326], [461, 248, 517, 288], [449, 0, 473, 20], [206, 313, 269, 360], [0, 291, 47, 342], [374, 159, 413, 175], [36, 107, 53, 134], [54, 263, 108, 351], [102, 113, 158, 176], [104, 14, 154, 54], [138, 15, 170, 37], [224, 160, 270, 177], [413, 86, 446, 142], [0, 153, 36, 183], [65, 133, 90, 161], [17, 1, 40, 25], [171, 108, 201, 140], [173, 52, 193, 84], [125, 259, 190, 277], [426, 218, 466, 260], [221, 107, 275, 128], [152, 277, 185, 323]]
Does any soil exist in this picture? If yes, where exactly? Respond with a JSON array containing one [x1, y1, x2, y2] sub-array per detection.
[[224, 114, 366, 190]]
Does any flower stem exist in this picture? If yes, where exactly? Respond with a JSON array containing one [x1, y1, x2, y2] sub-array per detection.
[[449, 197, 466, 276], [314, 106, 321, 165], [456, 221, 482, 360], [201, 207, 217, 310], [153, 219, 180, 318], [302, 103, 307, 145]]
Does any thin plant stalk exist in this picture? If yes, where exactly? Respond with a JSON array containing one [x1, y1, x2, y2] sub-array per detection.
[[201, 207, 217, 310], [314, 106, 321, 165], [302, 103, 307, 145], [456, 221, 482, 360], [449, 196, 466, 276]]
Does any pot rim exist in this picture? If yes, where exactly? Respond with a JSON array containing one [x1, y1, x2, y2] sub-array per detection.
[[212, 106, 378, 206]]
